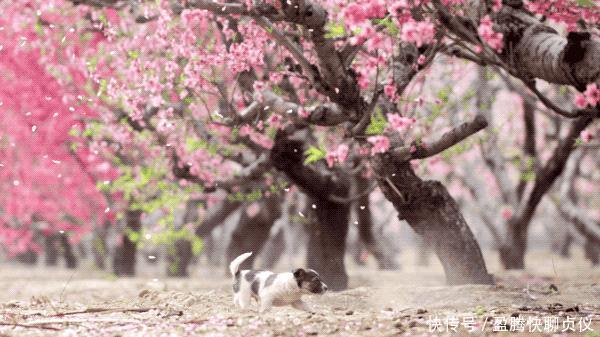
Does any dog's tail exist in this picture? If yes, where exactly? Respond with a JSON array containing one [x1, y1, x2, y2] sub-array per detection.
[[229, 252, 252, 276]]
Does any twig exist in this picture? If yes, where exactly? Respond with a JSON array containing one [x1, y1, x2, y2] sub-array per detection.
[[0, 322, 62, 331], [47, 307, 156, 317]]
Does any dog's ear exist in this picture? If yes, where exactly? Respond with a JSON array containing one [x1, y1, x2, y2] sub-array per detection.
[[293, 268, 306, 279]]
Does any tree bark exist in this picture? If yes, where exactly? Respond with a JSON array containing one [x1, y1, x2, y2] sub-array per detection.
[[558, 233, 573, 258], [499, 116, 592, 269], [167, 239, 193, 277], [113, 209, 142, 276], [584, 239, 599, 266], [45, 233, 59, 266], [226, 195, 282, 273], [60, 232, 78, 269], [271, 131, 351, 290], [306, 197, 351, 291], [355, 174, 400, 270], [260, 225, 286, 270], [15, 250, 38, 265], [92, 224, 108, 269], [372, 154, 494, 285], [167, 199, 201, 277]]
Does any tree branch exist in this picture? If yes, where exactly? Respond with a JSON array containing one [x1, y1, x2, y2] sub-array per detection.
[[390, 115, 488, 162]]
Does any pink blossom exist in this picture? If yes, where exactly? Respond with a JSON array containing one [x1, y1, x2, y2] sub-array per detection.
[[501, 208, 513, 220], [574, 93, 588, 108], [584, 83, 600, 107], [387, 114, 416, 133], [326, 144, 350, 167], [581, 130, 593, 143], [367, 136, 390, 155], [400, 20, 435, 48], [478, 15, 503, 52]]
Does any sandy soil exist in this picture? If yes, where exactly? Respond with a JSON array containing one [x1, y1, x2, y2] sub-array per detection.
[[0, 249, 599, 336]]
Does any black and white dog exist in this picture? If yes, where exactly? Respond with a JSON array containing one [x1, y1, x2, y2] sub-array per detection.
[[229, 252, 328, 313]]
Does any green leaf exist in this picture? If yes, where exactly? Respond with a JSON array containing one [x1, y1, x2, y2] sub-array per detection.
[[192, 237, 203, 256], [324, 23, 346, 39], [373, 17, 399, 35], [576, 0, 594, 7], [303, 146, 327, 165], [474, 306, 486, 317], [365, 108, 388, 135]]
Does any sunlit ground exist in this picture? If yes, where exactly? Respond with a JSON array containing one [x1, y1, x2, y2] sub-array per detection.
[[0, 248, 598, 336]]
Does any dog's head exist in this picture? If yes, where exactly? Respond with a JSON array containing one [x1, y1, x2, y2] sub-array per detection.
[[293, 268, 328, 294]]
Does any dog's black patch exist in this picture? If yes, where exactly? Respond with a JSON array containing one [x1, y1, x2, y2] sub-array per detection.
[[233, 271, 241, 292], [251, 279, 260, 295], [294, 268, 327, 294], [245, 270, 257, 282], [265, 274, 277, 287]]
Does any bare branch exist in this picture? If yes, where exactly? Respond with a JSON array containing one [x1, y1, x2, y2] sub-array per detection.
[[390, 115, 489, 162]]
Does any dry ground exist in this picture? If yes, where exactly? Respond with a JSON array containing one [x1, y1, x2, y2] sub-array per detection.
[[0, 249, 598, 336]]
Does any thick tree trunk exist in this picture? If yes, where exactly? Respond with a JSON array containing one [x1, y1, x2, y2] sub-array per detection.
[[167, 239, 193, 277], [415, 235, 431, 266], [355, 174, 400, 270], [226, 195, 282, 273], [558, 233, 573, 258], [260, 226, 286, 270], [271, 131, 351, 290], [60, 233, 78, 269], [45, 233, 59, 266], [584, 239, 599, 266], [498, 218, 528, 269], [306, 197, 351, 291], [167, 200, 201, 277], [373, 155, 494, 285], [15, 250, 38, 265], [113, 209, 142, 276], [92, 225, 108, 269]]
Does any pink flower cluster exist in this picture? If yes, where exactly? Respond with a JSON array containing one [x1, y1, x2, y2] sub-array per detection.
[[387, 113, 416, 133], [343, 0, 387, 26], [400, 19, 435, 48], [574, 83, 600, 108], [326, 144, 350, 167], [367, 136, 391, 155], [478, 15, 503, 52]]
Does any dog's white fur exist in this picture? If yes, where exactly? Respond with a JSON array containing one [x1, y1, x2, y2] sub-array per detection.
[[229, 252, 326, 313]]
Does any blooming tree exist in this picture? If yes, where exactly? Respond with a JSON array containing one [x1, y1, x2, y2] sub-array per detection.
[[1, 0, 598, 288], [0, 9, 117, 257]]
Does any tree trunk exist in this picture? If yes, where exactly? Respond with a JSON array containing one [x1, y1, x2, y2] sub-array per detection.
[[113, 209, 142, 276], [270, 131, 352, 290], [15, 250, 38, 265], [45, 233, 59, 266], [167, 239, 193, 277], [92, 224, 108, 270], [585, 238, 599, 265], [415, 235, 431, 266], [306, 197, 351, 291], [355, 174, 400, 270], [372, 155, 494, 285], [260, 225, 286, 270], [60, 232, 78, 269], [226, 195, 282, 273], [558, 233, 573, 258], [167, 200, 201, 277], [499, 218, 527, 269]]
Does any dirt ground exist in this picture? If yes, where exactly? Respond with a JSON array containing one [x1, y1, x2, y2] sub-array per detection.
[[0, 249, 598, 336]]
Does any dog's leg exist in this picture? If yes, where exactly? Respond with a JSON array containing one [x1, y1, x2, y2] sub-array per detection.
[[258, 296, 273, 313], [238, 291, 252, 310], [291, 300, 312, 312], [233, 293, 240, 308]]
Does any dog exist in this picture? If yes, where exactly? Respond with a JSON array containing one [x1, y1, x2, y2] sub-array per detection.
[[229, 252, 328, 313]]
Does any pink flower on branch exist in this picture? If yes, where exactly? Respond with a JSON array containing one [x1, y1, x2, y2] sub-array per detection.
[[367, 135, 391, 155], [478, 15, 504, 52]]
